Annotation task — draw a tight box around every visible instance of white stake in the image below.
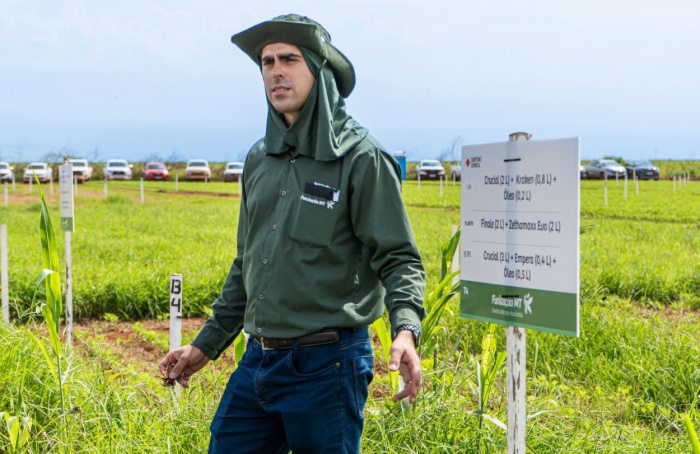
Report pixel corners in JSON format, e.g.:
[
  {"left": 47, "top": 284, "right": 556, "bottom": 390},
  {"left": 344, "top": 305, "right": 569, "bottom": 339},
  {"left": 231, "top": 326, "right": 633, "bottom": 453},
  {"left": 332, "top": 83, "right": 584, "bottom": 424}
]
[
  {"left": 604, "top": 175, "right": 608, "bottom": 206},
  {"left": 417, "top": 170, "right": 421, "bottom": 190},
  {"left": 11, "top": 174, "right": 15, "bottom": 191},
  {"left": 1, "top": 224, "right": 8, "bottom": 324},
  {"left": 50, "top": 172, "right": 54, "bottom": 195},
  {"left": 65, "top": 231, "right": 73, "bottom": 348},
  {"left": 140, "top": 178, "right": 145, "bottom": 204},
  {"left": 623, "top": 172, "right": 628, "bottom": 200},
  {"left": 29, "top": 177, "right": 32, "bottom": 193},
  {"left": 440, "top": 176, "right": 443, "bottom": 197},
  {"left": 169, "top": 274, "right": 183, "bottom": 352}
]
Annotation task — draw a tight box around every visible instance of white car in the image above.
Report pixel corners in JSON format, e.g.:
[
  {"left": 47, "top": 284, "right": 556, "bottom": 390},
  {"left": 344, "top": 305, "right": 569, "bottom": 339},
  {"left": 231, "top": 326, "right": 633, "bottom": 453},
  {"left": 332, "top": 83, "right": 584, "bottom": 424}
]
[
  {"left": 416, "top": 159, "right": 446, "bottom": 180},
  {"left": 103, "top": 159, "right": 133, "bottom": 180},
  {"left": 69, "top": 158, "right": 93, "bottom": 182},
  {"left": 184, "top": 159, "right": 212, "bottom": 181},
  {"left": 223, "top": 161, "right": 245, "bottom": 182},
  {"left": 23, "top": 162, "right": 52, "bottom": 183},
  {"left": 450, "top": 163, "right": 461, "bottom": 181},
  {"left": 0, "top": 161, "right": 14, "bottom": 182}
]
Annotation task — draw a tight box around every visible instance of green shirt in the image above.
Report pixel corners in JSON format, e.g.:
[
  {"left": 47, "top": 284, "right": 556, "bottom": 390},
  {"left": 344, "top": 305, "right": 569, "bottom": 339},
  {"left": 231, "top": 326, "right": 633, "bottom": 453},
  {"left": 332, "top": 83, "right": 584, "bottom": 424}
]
[{"left": 192, "top": 134, "right": 426, "bottom": 360}]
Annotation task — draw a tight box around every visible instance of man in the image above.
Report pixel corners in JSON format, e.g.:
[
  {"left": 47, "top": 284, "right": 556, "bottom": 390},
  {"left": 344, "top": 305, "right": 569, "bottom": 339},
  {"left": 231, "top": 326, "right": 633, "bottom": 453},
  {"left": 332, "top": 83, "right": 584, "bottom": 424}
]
[{"left": 159, "top": 14, "right": 426, "bottom": 453}]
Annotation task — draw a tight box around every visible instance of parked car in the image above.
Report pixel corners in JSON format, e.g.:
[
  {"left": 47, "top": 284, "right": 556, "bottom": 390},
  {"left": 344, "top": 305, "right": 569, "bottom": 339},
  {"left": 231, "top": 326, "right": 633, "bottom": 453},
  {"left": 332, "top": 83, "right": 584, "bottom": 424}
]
[
  {"left": 142, "top": 161, "right": 170, "bottom": 180},
  {"left": 23, "top": 162, "right": 51, "bottom": 183},
  {"left": 184, "top": 159, "right": 211, "bottom": 181},
  {"left": 68, "top": 158, "right": 93, "bottom": 182},
  {"left": 103, "top": 159, "right": 133, "bottom": 180},
  {"left": 580, "top": 165, "right": 587, "bottom": 179},
  {"left": 625, "top": 160, "right": 660, "bottom": 180},
  {"left": 450, "top": 163, "right": 461, "bottom": 181},
  {"left": 223, "top": 161, "right": 245, "bottom": 182},
  {"left": 416, "top": 159, "right": 446, "bottom": 180},
  {"left": 583, "top": 159, "right": 625, "bottom": 180},
  {"left": 0, "top": 161, "right": 14, "bottom": 182}
]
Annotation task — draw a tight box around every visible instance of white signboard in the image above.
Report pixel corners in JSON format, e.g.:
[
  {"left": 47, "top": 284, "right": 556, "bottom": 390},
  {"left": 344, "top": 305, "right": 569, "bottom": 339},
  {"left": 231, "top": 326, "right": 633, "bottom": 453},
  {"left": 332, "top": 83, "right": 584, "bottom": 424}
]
[
  {"left": 460, "top": 138, "right": 580, "bottom": 336},
  {"left": 59, "top": 163, "right": 74, "bottom": 232}
]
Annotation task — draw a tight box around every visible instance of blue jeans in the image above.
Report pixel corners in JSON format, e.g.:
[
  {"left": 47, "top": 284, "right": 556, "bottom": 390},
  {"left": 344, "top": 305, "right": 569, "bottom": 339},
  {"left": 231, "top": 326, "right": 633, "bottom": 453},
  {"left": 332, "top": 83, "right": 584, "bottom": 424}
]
[{"left": 209, "top": 328, "right": 374, "bottom": 454}]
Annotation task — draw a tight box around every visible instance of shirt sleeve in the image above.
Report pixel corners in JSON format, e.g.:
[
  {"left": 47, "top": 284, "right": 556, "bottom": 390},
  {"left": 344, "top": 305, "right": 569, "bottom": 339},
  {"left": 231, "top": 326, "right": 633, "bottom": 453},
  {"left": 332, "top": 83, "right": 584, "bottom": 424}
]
[
  {"left": 190, "top": 178, "right": 249, "bottom": 360},
  {"left": 349, "top": 148, "right": 427, "bottom": 331}
]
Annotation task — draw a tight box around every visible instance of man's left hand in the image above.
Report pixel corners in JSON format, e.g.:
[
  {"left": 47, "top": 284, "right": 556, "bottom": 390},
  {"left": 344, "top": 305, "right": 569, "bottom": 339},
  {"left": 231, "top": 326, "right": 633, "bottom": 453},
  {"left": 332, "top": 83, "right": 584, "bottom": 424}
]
[{"left": 388, "top": 330, "right": 422, "bottom": 404}]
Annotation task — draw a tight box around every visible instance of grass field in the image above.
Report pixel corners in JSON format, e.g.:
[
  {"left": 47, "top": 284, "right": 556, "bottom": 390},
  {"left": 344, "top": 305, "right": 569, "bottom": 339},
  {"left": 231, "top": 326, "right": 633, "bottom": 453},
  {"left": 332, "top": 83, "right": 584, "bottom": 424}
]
[{"left": 1, "top": 176, "right": 700, "bottom": 452}]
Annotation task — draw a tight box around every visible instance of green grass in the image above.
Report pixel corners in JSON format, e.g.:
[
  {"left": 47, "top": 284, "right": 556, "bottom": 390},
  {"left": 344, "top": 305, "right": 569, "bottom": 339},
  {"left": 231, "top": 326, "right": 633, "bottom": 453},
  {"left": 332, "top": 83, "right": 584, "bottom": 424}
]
[{"left": 2, "top": 177, "right": 700, "bottom": 452}]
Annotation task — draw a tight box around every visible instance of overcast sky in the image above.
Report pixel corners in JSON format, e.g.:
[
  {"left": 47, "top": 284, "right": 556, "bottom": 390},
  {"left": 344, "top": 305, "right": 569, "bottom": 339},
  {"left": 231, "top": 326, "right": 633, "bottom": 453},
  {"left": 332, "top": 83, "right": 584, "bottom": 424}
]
[{"left": 2, "top": 0, "right": 699, "bottom": 164}]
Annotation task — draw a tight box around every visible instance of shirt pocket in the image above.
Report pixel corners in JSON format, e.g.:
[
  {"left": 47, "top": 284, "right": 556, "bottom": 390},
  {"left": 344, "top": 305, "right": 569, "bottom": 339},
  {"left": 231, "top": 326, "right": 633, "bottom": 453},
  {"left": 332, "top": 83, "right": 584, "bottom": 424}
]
[{"left": 289, "top": 196, "right": 340, "bottom": 248}]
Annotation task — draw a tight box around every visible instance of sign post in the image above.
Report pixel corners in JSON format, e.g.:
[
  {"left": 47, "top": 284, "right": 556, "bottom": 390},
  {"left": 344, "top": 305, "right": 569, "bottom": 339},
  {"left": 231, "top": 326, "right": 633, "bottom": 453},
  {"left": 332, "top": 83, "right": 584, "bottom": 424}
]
[
  {"left": 459, "top": 133, "right": 580, "bottom": 452},
  {"left": 1, "top": 224, "right": 8, "bottom": 324},
  {"left": 169, "top": 274, "right": 183, "bottom": 352},
  {"left": 59, "top": 160, "right": 74, "bottom": 347}
]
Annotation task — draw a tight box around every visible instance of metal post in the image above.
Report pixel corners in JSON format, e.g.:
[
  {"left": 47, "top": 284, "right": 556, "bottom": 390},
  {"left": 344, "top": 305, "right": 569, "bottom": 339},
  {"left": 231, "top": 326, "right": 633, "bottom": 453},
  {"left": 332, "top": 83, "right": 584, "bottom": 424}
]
[
  {"left": 1, "top": 224, "right": 8, "bottom": 324},
  {"left": 507, "top": 131, "right": 528, "bottom": 454},
  {"left": 29, "top": 177, "right": 32, "bottom": 193},
  {"left": 140, "top": 178, "right": 145, "bottom": 204},
  {"left": 65, "top": 231, "right": 73, "bottom": 347},
  {"left": 417, "top": 170, "right": 421, "bottom": 190}
]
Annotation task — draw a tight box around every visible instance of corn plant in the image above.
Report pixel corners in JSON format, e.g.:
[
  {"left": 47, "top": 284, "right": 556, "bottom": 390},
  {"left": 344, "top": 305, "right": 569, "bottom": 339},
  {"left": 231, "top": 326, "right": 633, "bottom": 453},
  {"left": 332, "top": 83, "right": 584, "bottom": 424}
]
[
  {"left": 28, "top": 174, "right": 69, "bottom": 452},
  {"left": 371, "top": 316, "right": 399, "bottom": 393},
  {"left": 0, "top": 412, "right": 33, "bottom": 453},
  {"left": 683, "top": 413, "right": 700, "bottom": 453},
  {"left": 419, "top": 227, "right": 460, "bottom": 358}
]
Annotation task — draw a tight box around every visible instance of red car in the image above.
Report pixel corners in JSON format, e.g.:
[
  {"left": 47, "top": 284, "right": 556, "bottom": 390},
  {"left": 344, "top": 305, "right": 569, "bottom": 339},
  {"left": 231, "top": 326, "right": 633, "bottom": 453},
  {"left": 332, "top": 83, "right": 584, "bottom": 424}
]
[{"left": 142, "top": 162, "right": 170, "bottom": 180}]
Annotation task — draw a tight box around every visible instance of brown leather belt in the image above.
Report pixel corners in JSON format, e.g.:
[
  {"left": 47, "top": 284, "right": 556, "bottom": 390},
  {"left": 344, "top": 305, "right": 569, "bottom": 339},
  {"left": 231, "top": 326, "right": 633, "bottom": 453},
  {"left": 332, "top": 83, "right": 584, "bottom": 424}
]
[{"left": 254, "top": 329, "right": 340, "bottom": 350}]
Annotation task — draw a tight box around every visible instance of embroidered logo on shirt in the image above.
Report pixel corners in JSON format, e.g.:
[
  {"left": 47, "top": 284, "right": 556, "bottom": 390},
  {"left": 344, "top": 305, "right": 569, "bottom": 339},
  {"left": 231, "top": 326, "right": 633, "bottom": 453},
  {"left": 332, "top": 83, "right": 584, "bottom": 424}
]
[{"left": 302, "top": 182, "right": 340, "bottom": 209}]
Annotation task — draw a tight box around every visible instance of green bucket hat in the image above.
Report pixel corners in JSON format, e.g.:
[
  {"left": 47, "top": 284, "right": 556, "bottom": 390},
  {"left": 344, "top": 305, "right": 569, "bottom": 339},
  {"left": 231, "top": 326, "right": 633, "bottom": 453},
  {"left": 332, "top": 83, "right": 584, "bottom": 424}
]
[{"left": 232, "top": 14, "right": 356, "bottom": 98}]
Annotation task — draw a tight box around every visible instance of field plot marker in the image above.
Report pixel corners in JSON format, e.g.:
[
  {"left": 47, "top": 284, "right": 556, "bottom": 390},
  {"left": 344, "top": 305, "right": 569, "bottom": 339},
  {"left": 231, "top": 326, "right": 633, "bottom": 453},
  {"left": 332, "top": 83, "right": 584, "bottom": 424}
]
[
  {"left": 29, "top": 177, "right": 32, "bottom": 193},
  {"left": 140, "top": 178, "right": 145, "bottom": 204},
  {"left": 440, "top": 175, "right": 443, "bottom": 197},
  {"left": 169, "top": 274, "right": 183, "bottom": 352},
  {"left": 59, "top": 160, "right": 75, "bottom": 347},
  {"left": 1, "top": 224, "right": 8, "bottom": 324},
  {"left": 460, "top": 132, "right": 580, "bottom": 453},
  {"left": 50, "top": 172, "right": 54, "bottom": 195}
]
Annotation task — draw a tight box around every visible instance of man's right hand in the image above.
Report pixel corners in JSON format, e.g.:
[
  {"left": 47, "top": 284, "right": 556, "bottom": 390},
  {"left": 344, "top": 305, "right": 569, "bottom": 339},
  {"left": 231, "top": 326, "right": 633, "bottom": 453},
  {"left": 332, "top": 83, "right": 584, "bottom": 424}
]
[{"left": 159, "top": 344, "right": 210, "bottom": 388}]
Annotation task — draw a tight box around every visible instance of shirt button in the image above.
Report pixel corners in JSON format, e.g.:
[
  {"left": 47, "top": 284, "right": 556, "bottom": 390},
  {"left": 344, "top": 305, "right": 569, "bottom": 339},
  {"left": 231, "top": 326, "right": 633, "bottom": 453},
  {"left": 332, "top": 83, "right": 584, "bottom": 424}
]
[
  {"left": 258, "top": 294, "right": 264, "bottom": 300},
  {"left": 256, "top": 328, "right": 262, "bottom": 333},
  {"left": 290, "top": 159, "right": 296, "bottom": 164},
  {"left": 262, "top": 258, "right": 268, "bottom": 264},
  {"left": 281, "top": 190, "right": 287, "bottom": 196},
  {"left": 272, "top": 224, "right": 277, "bottom": 230}
]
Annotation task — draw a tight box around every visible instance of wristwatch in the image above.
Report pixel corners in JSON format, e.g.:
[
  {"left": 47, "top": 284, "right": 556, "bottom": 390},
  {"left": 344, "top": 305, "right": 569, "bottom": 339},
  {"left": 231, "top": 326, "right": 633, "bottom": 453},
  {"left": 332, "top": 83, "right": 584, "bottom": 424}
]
[{"left": 393, "top": 324, "right": 421, "bottom": 347}]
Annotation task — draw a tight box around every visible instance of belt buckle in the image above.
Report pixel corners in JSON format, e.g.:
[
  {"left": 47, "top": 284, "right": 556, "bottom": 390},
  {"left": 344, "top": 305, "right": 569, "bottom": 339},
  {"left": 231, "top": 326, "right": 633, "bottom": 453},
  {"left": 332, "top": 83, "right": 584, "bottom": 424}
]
[{"left": 260, "top": 338, "right": 275, "bottom": 351}]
